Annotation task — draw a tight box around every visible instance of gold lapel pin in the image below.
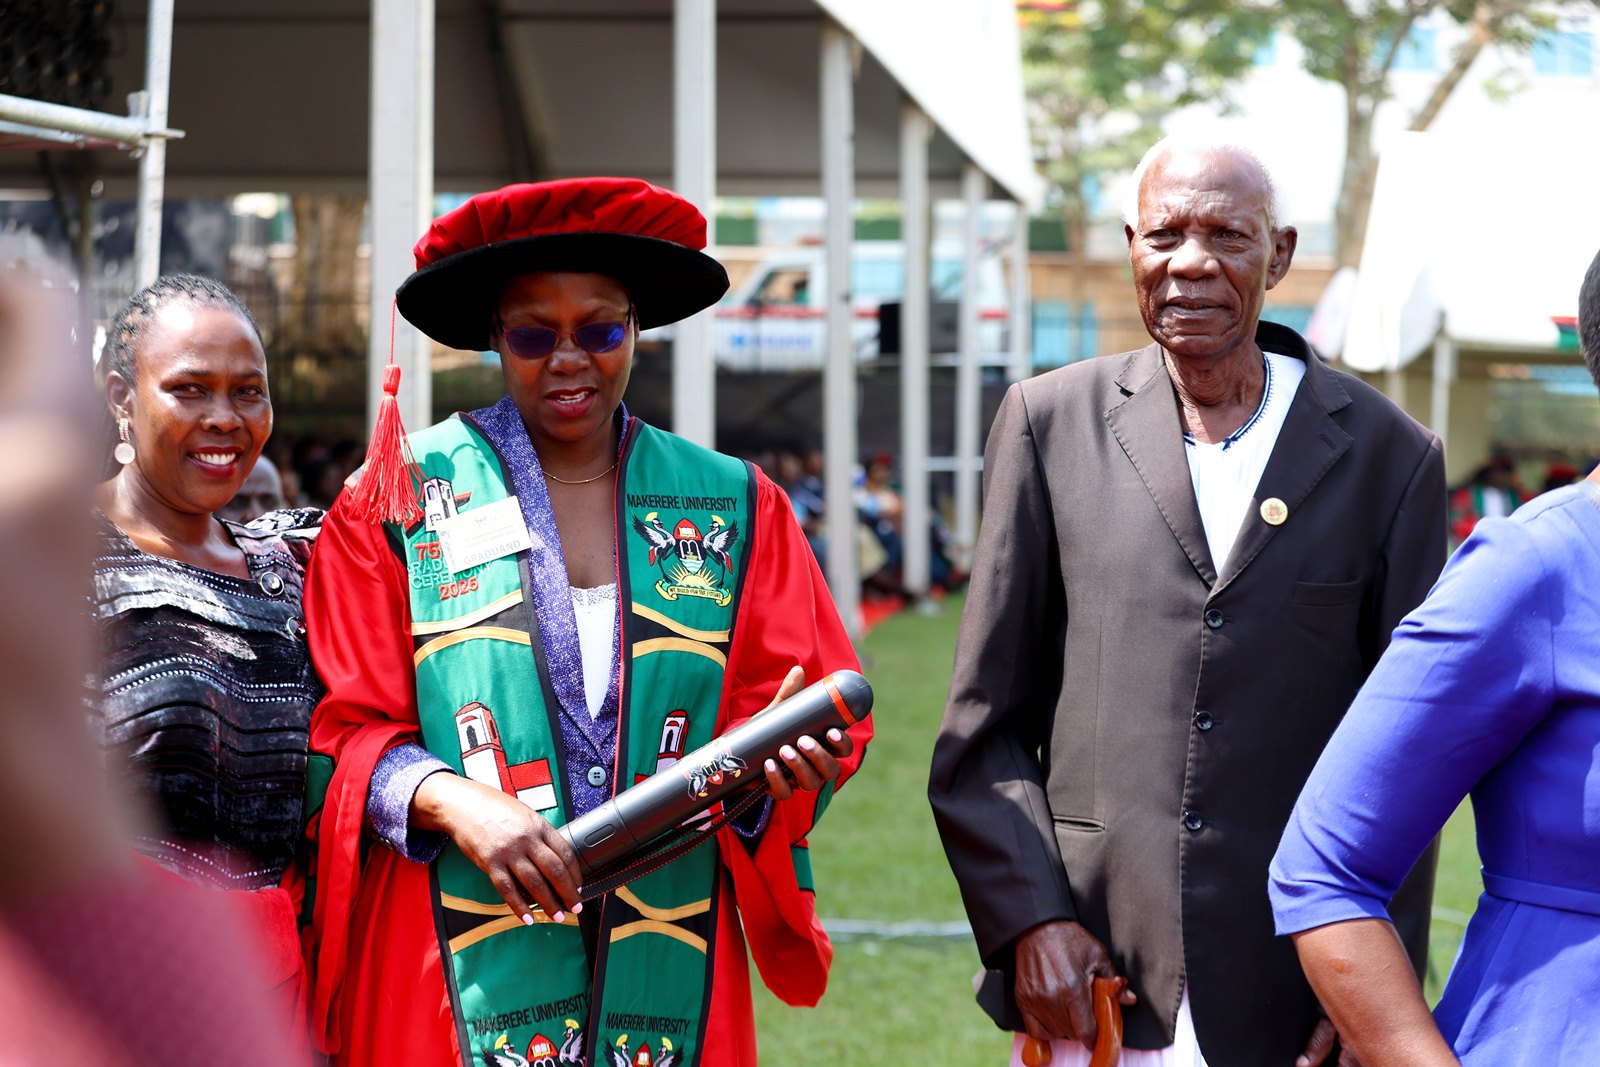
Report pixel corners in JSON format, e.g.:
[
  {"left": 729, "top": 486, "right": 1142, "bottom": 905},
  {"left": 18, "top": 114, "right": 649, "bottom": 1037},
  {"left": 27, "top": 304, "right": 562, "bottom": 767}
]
[{"left": 1260, "top": 497, "right": 1289, "bottom": 526}]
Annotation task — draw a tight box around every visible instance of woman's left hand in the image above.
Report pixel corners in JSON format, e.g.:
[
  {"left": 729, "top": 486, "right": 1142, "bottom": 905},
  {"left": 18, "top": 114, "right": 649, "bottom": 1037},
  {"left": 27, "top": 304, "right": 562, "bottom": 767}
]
[{"left": 759, "top": 665, "right": 854, "bottom": 801}]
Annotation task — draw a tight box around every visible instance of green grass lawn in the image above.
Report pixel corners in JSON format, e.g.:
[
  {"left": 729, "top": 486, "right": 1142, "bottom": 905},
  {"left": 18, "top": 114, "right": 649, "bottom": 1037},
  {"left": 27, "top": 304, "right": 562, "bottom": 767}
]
[
  {"left": 751, "top": 594, "right": 1483, "bottom": 1065},
  {"left": 1428, "top": 802, "right": 1480, "bottom": 1002}
]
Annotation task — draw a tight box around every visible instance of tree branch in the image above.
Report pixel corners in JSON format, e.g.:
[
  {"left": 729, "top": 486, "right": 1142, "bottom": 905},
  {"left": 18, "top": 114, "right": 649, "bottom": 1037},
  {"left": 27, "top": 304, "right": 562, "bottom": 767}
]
[
  {"left": 1409, "top": 0, "right": 1532, "bottom": 130},
  {"left": 1372, "top": 9, "right": 1424, "bottom": 90}
]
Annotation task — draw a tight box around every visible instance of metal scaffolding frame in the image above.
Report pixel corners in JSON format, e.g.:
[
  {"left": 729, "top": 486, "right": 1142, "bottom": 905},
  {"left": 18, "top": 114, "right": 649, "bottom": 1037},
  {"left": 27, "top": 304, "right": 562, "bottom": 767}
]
[{"left": 0, "top": 0, "right": 183, "bottom": 291}]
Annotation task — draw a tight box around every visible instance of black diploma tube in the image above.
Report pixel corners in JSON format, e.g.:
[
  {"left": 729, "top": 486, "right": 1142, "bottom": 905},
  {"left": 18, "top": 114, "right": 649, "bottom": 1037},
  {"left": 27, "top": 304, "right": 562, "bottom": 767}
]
[{"left": 559, "top": 670, "right": 872, "bottom": 882}]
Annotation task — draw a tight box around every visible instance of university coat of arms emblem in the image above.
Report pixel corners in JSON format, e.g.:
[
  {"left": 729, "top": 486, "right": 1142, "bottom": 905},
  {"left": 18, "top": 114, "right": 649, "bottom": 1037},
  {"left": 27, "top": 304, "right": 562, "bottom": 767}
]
[{"left": 630, "top": 511, "right": 739, "bottom": 607}]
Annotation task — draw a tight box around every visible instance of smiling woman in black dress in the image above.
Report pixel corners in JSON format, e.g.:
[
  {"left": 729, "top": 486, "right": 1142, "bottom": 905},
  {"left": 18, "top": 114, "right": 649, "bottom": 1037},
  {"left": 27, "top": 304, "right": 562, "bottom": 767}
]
[{"left": 92, "top": 274, "right": 321, "bottom": 1040}]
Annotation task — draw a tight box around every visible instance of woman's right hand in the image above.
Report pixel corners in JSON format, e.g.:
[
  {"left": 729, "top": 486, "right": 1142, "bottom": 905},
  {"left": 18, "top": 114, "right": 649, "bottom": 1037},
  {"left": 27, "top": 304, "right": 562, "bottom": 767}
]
[{"left": 411, "top": 773, "right": 584, "bottom": 923}]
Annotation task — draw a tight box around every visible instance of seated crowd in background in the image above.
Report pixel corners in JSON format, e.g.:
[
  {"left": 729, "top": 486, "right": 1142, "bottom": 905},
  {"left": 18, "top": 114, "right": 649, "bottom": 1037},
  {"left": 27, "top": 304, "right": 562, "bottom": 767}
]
[
  {"left": 753, "top": 445, "right": 963, "bottom": 606},
  {"left": 236, "top": 431, "right": 964, "bottom": 620},
  {"left": 1447, "top": 451, "right": 1596, "bottom": 548},
  {"left": 237, "top": 440, "right": 1600, "bottom": 601}
]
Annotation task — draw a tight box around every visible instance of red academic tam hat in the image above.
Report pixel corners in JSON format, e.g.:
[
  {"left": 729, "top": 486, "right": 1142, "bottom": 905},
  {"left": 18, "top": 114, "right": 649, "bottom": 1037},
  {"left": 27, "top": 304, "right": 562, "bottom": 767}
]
[{"left": 396, "top": 177, "right": 730, "bottom": 350}]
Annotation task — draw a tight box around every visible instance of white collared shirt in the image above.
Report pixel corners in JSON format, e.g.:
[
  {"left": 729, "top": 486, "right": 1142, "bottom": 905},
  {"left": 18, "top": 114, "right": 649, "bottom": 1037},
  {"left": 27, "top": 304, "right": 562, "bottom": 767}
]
[{"left": 1182, "top": 350, "right": 1306, "bottom": 574}]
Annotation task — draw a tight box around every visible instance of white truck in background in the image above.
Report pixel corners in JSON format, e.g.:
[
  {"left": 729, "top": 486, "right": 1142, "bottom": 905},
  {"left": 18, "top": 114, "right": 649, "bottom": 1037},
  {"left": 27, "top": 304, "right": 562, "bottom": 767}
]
[{"left": 670, "top": 239, "right": 1012, "bottom": 371}]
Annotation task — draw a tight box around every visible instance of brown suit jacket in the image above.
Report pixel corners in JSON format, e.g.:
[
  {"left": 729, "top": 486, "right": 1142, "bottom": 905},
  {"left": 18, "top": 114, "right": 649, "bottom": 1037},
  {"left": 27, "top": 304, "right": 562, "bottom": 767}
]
[{"left": 929, "top": 323, "right": 1445, "bottom": 1064}]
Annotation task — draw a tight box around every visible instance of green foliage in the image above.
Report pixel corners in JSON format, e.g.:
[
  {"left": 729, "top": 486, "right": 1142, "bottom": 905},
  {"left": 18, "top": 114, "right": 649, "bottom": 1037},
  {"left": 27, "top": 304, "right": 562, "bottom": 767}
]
[
  {"left": 1021, "top": 1, "right": 1273, "bottom": 230},
  {"left": 1022, "top": 0, "right": 1559, "bottom": 263},
  {"left": 1264, "top": 0, "right": 1551, "bottom": 98},
  {"left": 1428, "top": 802, "right": 1480, "bottom": 1003}
]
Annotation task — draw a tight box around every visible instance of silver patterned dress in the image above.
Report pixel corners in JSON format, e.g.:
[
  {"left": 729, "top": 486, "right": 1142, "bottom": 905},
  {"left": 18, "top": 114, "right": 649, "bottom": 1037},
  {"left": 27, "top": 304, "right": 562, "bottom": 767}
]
[{"left": 91, "top": 508, "right": 323, "bottom": 889}]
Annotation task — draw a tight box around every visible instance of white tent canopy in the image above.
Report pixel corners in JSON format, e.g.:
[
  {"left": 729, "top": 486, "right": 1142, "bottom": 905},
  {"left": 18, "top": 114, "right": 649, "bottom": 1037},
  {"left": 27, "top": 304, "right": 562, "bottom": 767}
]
[
  {"left": 0, "top": 0, "right": 1038, "bottom": 205},
  {"left": 1342, "top": 130, "right": 1600, "bottom": 374},
  {"left": 2, "top": 0, "right": 1038, "bottom": 634},
  {"left": 817, "top": 0, "right": 1040, "bottom": 208}
]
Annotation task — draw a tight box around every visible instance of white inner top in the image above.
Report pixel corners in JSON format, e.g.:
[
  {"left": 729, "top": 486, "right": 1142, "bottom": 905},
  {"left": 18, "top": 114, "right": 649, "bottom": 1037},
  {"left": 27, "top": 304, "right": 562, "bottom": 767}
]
[
  {"left": 1183, "top": 350, "right": 1306, "bottom": 574},
  {"left": 570, "top": 583, "right": 618, "bottom": 719}
]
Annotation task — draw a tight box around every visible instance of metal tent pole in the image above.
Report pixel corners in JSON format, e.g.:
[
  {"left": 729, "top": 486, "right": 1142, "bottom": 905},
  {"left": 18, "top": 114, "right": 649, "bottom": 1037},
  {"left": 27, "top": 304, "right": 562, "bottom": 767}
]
[
  {"left": 367, "top": 0, "right": 436, "bottom": 433},
  {"left": 133, "top": 0, "right": 175, "bottom": 289},
  {"left": 1430, "top": 329, "right": 1454, "bottom": 459},
  {"left": 952, "top": 162, "right": 984, "bottom": 570},
  {"left": 1009, "top": 201, "right": 1031, "bottom": 383},
  {"left": 899, "top": 101, "right": 932, "bottom": 596},
  {"left": 821, "top": 19, "right": 859, "bottom": 635},
  {"left": 672, "top": 0, "right": 718, "bottom": 448},
  {"left": 0, "top": 93, "right": 171, "bottom": 145}
]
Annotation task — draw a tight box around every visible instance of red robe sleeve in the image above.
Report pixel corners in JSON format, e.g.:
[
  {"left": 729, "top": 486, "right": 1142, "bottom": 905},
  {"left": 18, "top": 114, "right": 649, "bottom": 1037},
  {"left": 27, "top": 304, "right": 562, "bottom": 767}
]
[
  {"left": 301, "top": 497, "right": 448, "bottom": 1058},
  {"left": 714, "top": 469, "right": 872, "bottom": 1008},
  {"left": 305, "top": 466, "right": 870, "bottom": 1064}
]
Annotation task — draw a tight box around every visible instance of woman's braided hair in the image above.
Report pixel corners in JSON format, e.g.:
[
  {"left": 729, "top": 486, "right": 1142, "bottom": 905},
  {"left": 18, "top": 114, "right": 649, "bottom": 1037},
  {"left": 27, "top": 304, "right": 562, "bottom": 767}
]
[{"left": 105, "top": 273, "right": 262, "bottom": 383}]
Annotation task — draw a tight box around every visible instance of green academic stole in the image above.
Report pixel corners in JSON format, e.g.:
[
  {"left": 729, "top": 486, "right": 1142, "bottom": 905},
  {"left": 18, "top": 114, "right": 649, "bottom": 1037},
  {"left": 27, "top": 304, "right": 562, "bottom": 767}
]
[{"left": 392, "top": 414, "right": 755, "bottom": 1067}]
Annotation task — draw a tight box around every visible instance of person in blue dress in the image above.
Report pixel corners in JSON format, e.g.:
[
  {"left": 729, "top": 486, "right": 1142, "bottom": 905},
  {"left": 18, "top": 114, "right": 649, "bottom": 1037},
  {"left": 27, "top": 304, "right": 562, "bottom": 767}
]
[{"left": 1268, "top": 247, "right": 1600, "bottom": 1065}]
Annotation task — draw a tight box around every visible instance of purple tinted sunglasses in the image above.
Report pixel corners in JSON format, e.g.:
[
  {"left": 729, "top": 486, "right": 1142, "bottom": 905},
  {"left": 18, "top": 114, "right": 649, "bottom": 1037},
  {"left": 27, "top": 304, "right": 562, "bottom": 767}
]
[{"left": 502, "top": 308, "right": 633, "bottom": 360}]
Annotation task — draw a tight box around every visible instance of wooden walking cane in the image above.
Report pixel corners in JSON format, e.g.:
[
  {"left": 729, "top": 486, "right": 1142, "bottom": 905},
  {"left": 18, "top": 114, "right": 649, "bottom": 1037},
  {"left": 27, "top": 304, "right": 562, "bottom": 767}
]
[{"left": 1019, "top": 976, "right": 1128, "bottom": 1067}]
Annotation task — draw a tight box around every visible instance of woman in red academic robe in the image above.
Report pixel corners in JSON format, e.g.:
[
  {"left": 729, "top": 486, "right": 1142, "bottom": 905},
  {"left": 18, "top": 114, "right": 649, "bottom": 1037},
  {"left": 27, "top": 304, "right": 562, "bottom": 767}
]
[{"left": 304, "top": 178, "right": 870, "bottom": 1067}]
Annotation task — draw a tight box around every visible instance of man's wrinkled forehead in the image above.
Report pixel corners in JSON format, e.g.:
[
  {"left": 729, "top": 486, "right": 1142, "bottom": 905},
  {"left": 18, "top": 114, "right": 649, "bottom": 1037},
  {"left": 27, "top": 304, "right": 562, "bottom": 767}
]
[{"left": 1142, "top": 187, "right": 1269, "bottom": 229}]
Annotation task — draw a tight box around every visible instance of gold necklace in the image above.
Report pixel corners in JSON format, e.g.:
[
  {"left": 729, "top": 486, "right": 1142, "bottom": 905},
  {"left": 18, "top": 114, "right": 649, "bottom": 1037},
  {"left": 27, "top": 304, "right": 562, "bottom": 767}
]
[{"left": 542, "top": 460, "right": 618, "bottom": 486}]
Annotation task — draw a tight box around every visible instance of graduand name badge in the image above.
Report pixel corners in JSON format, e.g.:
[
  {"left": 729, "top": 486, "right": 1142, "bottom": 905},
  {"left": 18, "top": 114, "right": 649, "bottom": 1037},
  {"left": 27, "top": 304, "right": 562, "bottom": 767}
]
[{"left": 436, "top": 495, "right": 535, "bottom": 573}]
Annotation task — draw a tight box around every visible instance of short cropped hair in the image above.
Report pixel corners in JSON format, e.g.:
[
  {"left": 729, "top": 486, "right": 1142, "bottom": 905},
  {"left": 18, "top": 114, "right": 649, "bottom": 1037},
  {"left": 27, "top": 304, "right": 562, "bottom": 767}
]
[
  {"left": 1122, "top": 136, "right": 1290, "bottom": 232},
  {"left": 1580, "top": 247, "right": 1600, "bottom": 393}
]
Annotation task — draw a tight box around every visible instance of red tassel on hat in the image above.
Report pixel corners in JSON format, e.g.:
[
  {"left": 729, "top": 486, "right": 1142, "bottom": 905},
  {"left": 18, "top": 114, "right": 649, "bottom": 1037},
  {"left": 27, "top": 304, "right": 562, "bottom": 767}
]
[{"left": 347, "top": 302, "right": 421, "bottom": 526}]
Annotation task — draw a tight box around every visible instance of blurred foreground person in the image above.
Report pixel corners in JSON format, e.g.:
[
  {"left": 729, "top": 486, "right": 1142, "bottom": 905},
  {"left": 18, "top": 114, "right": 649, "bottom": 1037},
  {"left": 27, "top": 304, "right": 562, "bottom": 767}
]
[
  {"left": 306, "top": 179, "right": 869, "bottom": 1067},
  {"left": 929, "top": 138, "right": 1445, "bottom": 1067},
  {"left": 0, "top": 243, "right": 301, "bottom": 1064},
  {"left": 1270, "top": 249, "right": 1600, "bottom": 1063},
  {"left": 93, "top": 274, "right": 321, "bottom": 1046}
]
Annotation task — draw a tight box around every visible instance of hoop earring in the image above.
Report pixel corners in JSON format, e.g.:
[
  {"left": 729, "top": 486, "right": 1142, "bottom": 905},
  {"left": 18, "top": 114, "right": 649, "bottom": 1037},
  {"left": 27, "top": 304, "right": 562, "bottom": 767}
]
[{"left": 114, "top": 418, "right": 136, "bottom": 466}]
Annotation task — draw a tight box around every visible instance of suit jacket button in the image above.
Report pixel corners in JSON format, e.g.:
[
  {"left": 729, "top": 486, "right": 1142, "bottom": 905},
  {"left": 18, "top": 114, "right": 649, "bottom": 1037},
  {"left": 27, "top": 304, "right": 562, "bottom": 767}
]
[
  {"left": 1203, "top": 608, "right": 1225, "bottom": 630},
  {"left": 1183, "top": 810, "right": 1204, "bottom": 832},
  {"left": 587, "top": 765, "right": 608, "bottom": 788},
  {"left": 1194, "top": 710, "right": 1214, "bottom": 731}
]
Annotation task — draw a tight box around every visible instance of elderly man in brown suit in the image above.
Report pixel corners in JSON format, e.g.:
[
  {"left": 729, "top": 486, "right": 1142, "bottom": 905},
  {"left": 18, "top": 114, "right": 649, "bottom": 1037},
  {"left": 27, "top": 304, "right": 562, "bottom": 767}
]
[{"left": 928, "top": 138, "right": 1445, "bottom": 1067}]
